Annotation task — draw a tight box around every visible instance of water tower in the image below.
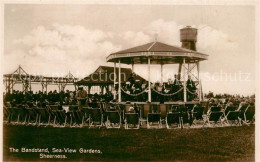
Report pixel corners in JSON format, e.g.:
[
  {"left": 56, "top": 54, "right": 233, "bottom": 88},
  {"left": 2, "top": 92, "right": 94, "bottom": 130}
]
[
  {"left": 180, "top": 26, "right": 197, "bottom": 51},
  {"left": 178, "top": 26, "right": 202, "bottom": 101}
]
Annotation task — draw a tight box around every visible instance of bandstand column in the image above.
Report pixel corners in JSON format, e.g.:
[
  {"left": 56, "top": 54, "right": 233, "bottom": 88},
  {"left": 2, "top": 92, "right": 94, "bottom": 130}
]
[
  {"left": 132, "top": 63, "right": 134, "bottom": 73},
  {"left": 188, "top": 63, "right": 190, "bottom": 74},
  {"left": 88, "top": 86, "right": 91, "bottom": 94},
  {"left": 22, "top": 81, "right": 25, "bottom": 92},
  {"left": 29, "top": 81, "right": 32, "bottom": 92},
  {"left": 197, "top": 62, "right": 201, "bottom": 101},
  {"left": 5, "top": 79, "right": 7, "bottom": 93},
  {"left": 161, "top": 63, "right": 163, "bottom": 83},
  {"left": 148, "top": 57, "right": 151, "bottom": 102},
  {"left": 118, "top": 60, "right": 121, "bottom": 102},
  {"left": 114, "top": 62, "right": 116, "bottom": 100},
  {"left": 101, "top": 86, "right": 104, "bottom": 94},
  {"left": 11, "top": 81, "right": 15, "bottom": 93},
  {"left": 46, "top": 84, "right": 48, "bottom": 93},
  {"left": 183, "top": 58, "right": 187, "bottom": 102},
  {"left": 178, "top": 63, "right": 182, "bottom": 79},
  {"left": 58, "top": 84, "right": 61, "bottom": 92}
]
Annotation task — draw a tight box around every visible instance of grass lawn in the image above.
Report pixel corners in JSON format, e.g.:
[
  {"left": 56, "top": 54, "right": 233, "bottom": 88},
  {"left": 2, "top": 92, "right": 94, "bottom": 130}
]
[{"left": 3, "top": 124, "right": 254, "bottom": 161}]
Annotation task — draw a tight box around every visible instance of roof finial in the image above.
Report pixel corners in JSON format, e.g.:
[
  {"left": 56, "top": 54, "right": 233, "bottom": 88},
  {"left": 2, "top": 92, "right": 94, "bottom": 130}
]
[{"left": 154, "top": 33, "right": 158, "bottom": 42}]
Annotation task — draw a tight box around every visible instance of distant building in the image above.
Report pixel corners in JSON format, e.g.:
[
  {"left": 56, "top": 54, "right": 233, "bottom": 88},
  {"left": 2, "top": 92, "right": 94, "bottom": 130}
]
[{"left": 76, "top": 66, "right": 146, "bottom": 94}]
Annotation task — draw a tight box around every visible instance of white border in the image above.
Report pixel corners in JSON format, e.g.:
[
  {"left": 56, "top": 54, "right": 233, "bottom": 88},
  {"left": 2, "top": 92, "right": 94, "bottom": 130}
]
[{"left": 0, "top": 1, "right": 259, "bottom": 161}]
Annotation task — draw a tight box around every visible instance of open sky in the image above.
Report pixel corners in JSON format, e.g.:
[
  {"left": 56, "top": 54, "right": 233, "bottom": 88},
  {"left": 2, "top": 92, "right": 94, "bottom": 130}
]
[{"left": 3, "top": 4, "right": 256, "bottom": 95}]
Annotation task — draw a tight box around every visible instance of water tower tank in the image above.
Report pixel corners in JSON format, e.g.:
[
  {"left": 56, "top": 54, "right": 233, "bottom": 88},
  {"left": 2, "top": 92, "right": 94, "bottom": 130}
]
[{"left": 180, "top": 26, "right": 197, "bottom": 51}]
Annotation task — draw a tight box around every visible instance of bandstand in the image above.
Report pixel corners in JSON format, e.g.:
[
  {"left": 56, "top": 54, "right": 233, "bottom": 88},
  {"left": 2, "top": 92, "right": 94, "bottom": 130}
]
[{"left": 106, "top": 26, "right": 208, "bottom": 104}]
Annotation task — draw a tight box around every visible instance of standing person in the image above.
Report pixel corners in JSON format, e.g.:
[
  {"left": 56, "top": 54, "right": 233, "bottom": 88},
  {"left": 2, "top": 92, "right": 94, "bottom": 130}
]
[
  {"left": 76, "top": 86, "right": 88, "bottom": 110},
  {"left": 172, "top": 74, "right": 181, "bottom": 101},
  {"left": 125, "top": 81, "right": 132, "bottom": 101},
  {"left": 186, "top": 75, "right": 196, "bottom": 101},
  {"left": 128, "top": 73, "right": 135, "bottom": 86},
  {"left": 164, "top": 79, "right": 172, "bottom": 102},
  {"left": 134, "top": 80, "right": 142, "bottom": 101}
]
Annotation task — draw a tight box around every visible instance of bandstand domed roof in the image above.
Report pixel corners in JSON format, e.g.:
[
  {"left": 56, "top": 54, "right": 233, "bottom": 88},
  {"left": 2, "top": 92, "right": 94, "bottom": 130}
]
[{"left": 106, "top": 41, "right": 208, "bottom": 64}]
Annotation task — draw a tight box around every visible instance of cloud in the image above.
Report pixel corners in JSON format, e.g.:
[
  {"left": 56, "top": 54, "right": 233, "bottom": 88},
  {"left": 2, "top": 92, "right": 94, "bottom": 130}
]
[
  {"left": 197, "top": 24, "right": 238, "bottom": 52},
  {"left": 144, "top": 19, "right": 182, "bottom": 46},
  {"left": 120, "top": 31, "right": 151, "bottom": 47},
  {"left": 8, "top": 24, "right": 122, "bottom": 76},
  {"left": 14, "top": 26, "right": 61, "bottom": 47}
]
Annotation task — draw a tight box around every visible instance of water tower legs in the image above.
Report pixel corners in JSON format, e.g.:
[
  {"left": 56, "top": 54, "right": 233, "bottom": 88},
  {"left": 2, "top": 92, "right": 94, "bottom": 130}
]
[{"left": 179, "top": 60, "right": 202, "bottom": 102}]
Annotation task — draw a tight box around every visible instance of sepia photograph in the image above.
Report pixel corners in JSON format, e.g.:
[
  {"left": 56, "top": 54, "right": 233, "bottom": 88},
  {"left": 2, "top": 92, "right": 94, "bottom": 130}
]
[{"left": 1, "top": 0, "right": 258, "bottom": 161}]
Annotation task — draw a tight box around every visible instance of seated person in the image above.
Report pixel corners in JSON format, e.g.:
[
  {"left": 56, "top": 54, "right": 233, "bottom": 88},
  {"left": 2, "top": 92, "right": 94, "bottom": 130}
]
[
  {"left": 156, "top": 82, "right": 163, "bottom": 92},
  {"left": 151, "top": 106, "right": 159, "bottom": 113},
  {"left": 128, "top": 106, "right": 135, "bottom": 113},
  {"left": 63, "top": 97, "right": 70, "bottom": 105},
  {"left": 4, "top": 102, "right": 12, "bottom": 108},
  {"left": 11, "top": 99, "right": 17, "bottom": 107},
  {"left": 108, "top": 104, "right": 116, "bottom": 111},
  {"left": 26, "top": 101, "right": 34, "bottom": 108},
  {"left": 133, "top": 103, "right": 140, "bottom": 116},
  {"left": 41, "top": 101, "right": 47, "bottom": 108},
  {"left": 165, "top": 79, "right": 173, "bottom": 92},
  {"left": 89, "top": 96, "right": 98, "bottom": 108}
]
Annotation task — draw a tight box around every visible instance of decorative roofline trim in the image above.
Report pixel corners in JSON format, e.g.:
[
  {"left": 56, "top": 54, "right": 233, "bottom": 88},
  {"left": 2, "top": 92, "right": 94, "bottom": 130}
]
[{"left": 106, "top": 51, "right": 208, "bottom": 62}]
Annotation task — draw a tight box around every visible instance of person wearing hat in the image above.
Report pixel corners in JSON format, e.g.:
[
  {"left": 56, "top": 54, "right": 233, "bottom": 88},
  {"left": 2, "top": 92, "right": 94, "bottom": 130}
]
[{"left": 76, "top": 86, "right": 88, "bottom": 110}]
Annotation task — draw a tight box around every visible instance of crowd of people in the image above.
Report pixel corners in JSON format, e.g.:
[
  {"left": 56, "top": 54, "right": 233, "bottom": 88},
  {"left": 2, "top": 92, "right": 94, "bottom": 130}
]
[
  {"left": 3, "top": 89, "right": 113, "bottom": 109},
  {"left": 117, "top": 73, "right": 197, "bottom": 102},
  {"left": 3, "top": 73, "right": 200, "bottom": 109},
  {"left": 3, "top": 88, "right": 255, "bottom": 127},
  {"left": 206, "top": 95, "right": 255, "bottom": 109},
  {"left": 3, "top": 72, "right": 255, "bottom": 111}
]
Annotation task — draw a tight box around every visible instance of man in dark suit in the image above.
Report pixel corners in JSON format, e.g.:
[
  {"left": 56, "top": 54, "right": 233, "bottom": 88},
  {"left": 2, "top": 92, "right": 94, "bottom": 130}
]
[
  {"left": 133, "top": 80, "right": 142, "bottom": 101},
  {"left": 172, "top": 74, "right": 181, "bottom": 101},
  {"left": 124, "top": 81, "right": 132, "bottom": 101},
  {"left": 128, "top": 73, "right": 135, "bottom": 85},
  {"left": 164, "top": 79, "right": 173, "bottom": 101},
  {"left": 186, "top": 75, "right": 196, "bottom": 101}
]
